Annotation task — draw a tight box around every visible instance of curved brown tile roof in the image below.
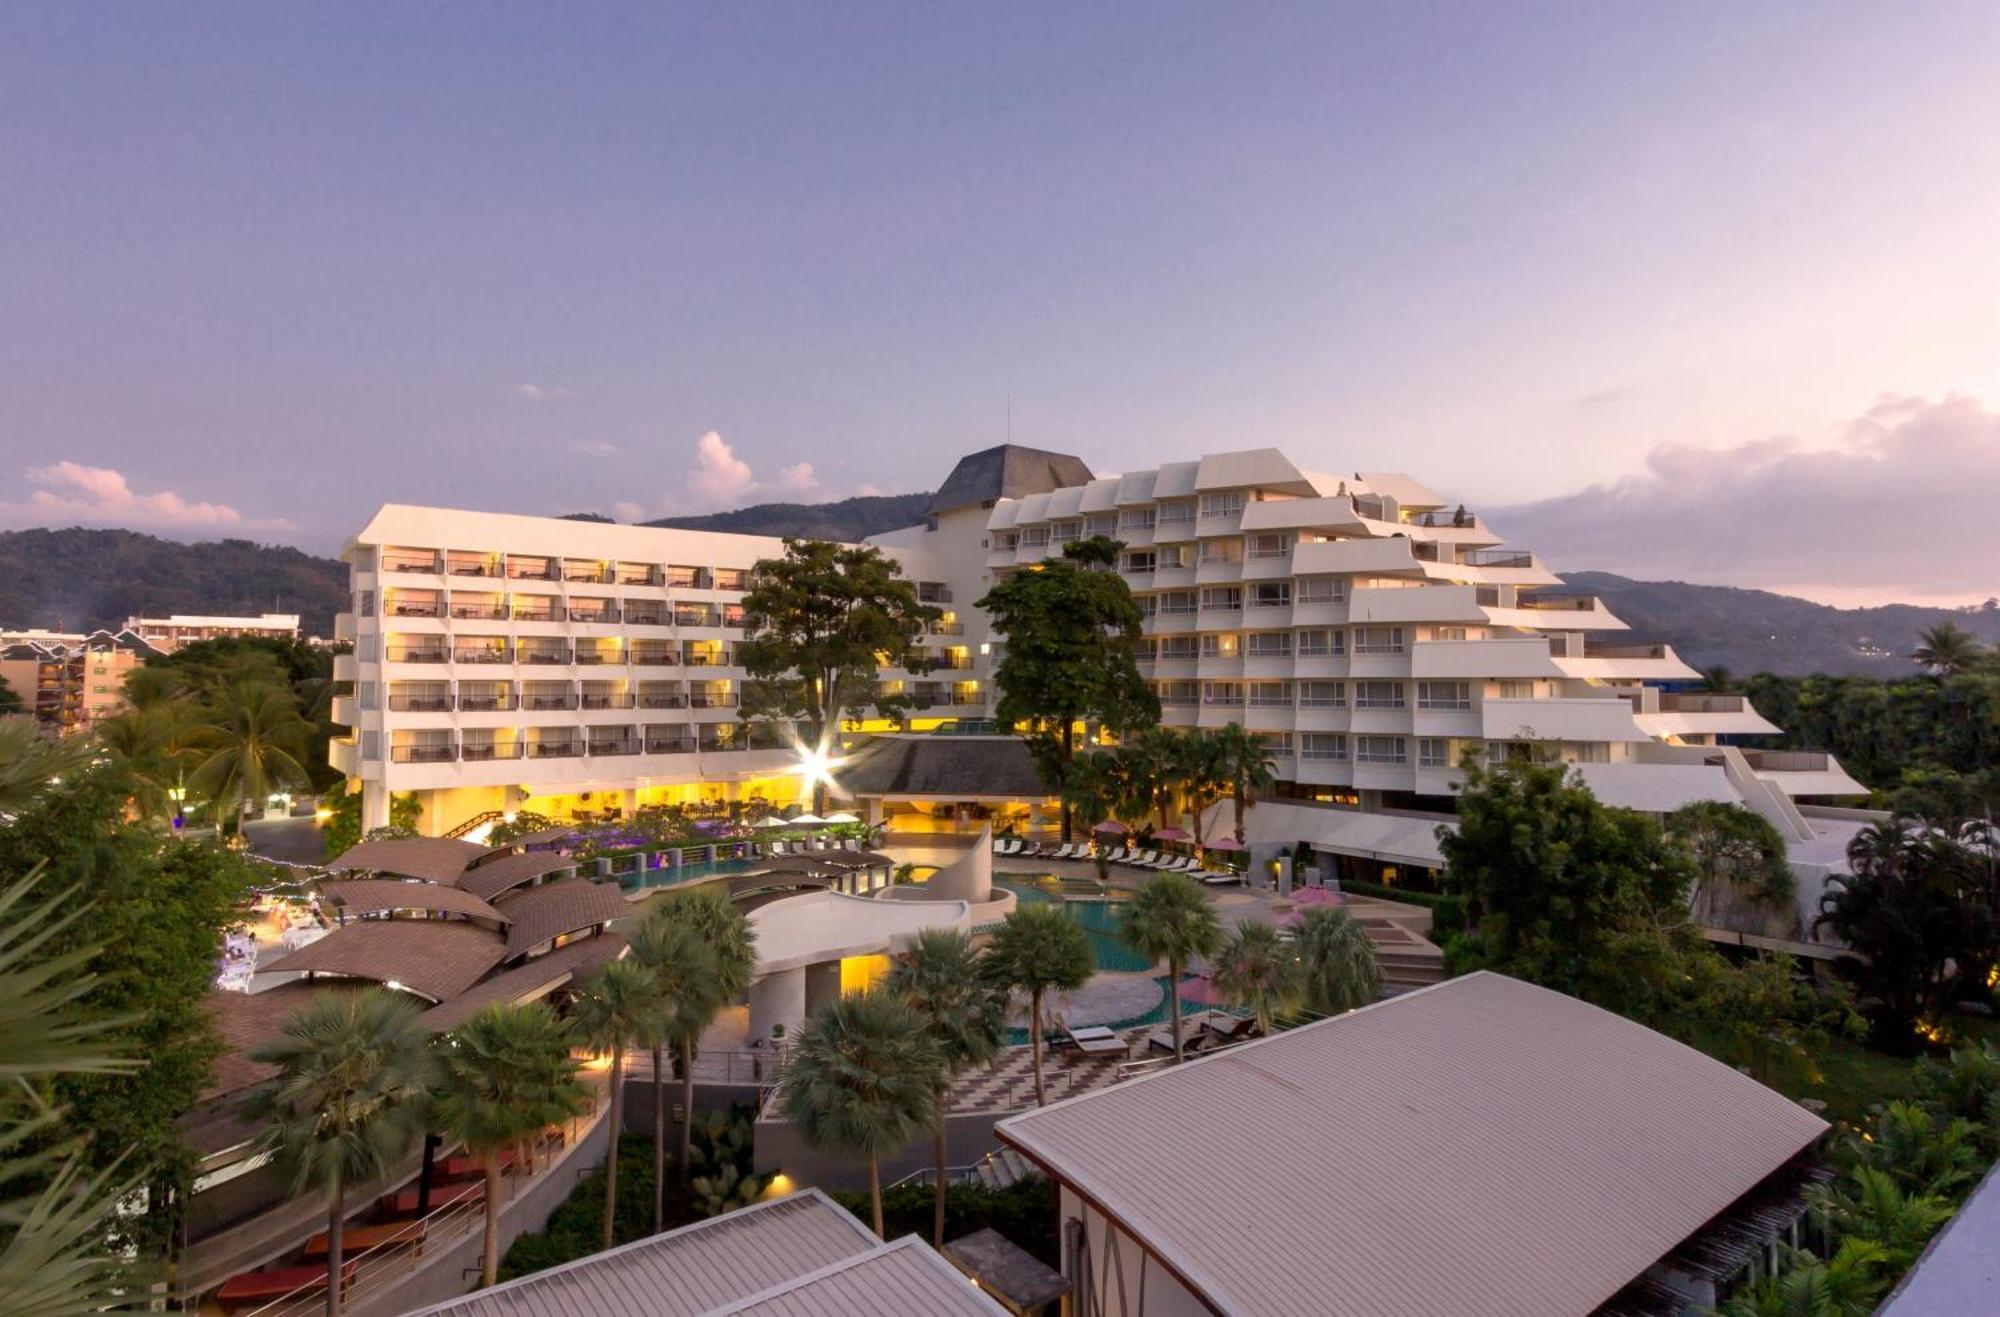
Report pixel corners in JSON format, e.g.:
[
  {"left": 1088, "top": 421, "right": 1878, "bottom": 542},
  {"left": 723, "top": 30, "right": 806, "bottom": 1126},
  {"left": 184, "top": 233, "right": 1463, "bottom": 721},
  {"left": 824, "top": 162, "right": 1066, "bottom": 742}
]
[
  {"left": 456, "top": 850, "right": 579, "bottom": 901},
  {"left": 494, "top": 878, "right": 629, "bottom": 959},
  {"left": 997, "top": 972, "right": 1829, "bottom": 1317},
  {"left": 331, "top": 835, "right": 494, "bottom": 883},
  {"left": 202, "top": 982, "right": 373, "bottom": 1102},
  {"left": 258, "top": 920, "right": 507, "bottom": 1002},
  {"left": 421, "top": 933, "right": 627, "bottom": 1033},
  {"left": 322, "top": 879, "right": 507, "bottom": 924}
]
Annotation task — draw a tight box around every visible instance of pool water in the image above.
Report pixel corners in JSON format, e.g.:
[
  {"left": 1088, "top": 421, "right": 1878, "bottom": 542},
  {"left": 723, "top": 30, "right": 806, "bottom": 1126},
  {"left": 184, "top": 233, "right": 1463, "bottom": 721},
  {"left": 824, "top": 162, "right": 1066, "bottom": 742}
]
[
  {"left": 992, "top": 878, "right": 1152, "bottom": 972},
  {"left": 620, "top": 856, "right": 763, "bottom": 892}
]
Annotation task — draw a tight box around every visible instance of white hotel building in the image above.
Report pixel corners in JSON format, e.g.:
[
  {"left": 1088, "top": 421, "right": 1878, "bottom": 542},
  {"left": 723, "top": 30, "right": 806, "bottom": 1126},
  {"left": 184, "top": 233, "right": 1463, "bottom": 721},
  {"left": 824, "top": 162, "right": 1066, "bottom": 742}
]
[{"left": 333, "top": 445, "right": 1863, "bottom": 887}]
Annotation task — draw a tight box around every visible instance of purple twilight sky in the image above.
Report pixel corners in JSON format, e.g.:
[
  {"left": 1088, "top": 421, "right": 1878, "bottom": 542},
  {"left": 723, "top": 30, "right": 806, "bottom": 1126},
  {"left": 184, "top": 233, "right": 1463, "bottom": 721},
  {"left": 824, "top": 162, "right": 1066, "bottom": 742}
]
[{"left": 2, "top": 3, "right": 1997, "bottom": 605}]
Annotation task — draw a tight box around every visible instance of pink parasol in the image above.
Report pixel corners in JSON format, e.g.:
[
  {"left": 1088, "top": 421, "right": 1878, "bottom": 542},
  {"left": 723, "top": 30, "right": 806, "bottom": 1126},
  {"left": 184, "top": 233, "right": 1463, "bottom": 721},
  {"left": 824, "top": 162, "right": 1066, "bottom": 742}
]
[
  {"left": 1091, "top": 820, "right": 1129, "bottom": 835},
  {"left": 1203, "top": 836, "right": 1245, "bottom": 851},
  {"left": 1153, "top": 827, "right": 1191, "bottom": 841},
  {"left": 1177, "top": 974, "right": 1229, "bottom": 1007},
  {"left": 1288, "top": 885, "right": 1341, "bottom": 905}
]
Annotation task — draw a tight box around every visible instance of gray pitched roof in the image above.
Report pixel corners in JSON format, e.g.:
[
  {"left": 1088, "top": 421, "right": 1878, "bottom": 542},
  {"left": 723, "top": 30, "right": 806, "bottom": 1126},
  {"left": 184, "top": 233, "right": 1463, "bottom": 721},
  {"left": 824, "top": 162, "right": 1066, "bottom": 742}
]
[
  {"left": 835, "top": 735, "right": 1046, "bottom": 799},
  {"left": 926, "top": 444, "right": 1093, "bottom": 516},
  {"left": 714, "top": 1235, "right": 1007, "bottom": 1315}
]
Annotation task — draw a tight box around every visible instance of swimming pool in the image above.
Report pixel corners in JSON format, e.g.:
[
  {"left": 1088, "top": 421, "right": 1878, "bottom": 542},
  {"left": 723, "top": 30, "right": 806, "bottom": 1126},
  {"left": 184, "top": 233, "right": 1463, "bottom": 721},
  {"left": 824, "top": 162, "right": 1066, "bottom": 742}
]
[
  {"left": 619, "top": 856, "right": 764, "bottom": 892},
  {"left": 992, "top": 878, "right": 1152, "bottom": 972}
]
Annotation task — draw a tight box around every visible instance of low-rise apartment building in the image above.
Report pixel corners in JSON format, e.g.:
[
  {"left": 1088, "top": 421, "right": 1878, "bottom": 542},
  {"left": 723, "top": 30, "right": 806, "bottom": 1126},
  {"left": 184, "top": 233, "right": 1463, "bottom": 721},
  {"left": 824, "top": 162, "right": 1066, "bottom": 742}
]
[
  {"left": 334, "top": 444, "right": 1864, "bottom": 891},
  {"left": 125, "top": 611, "right": 301, "bottom": 652},
  {"left": 0, "top": 630, "right": 149, "bottom": 735}
]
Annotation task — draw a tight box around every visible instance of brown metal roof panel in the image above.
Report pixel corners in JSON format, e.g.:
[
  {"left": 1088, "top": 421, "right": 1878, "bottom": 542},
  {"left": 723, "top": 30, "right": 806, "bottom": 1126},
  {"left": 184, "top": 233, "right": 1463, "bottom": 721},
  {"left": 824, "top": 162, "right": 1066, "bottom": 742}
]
[
  {"left": 494, "top": 879, "right": 630, "bottom": 958},
  {"left": 421, "top": 934, "right": 627, "bottom": 1033},
  {"left": 257, "top": 921, "right": 507, "bottom": 1003},
  {"left": 997, "top": 972, "right": 1827, "bottom": 1317},
  {"left": 455, "top": 850, "right": 580, "bottom": 900},
  {"left": 329, "top": 836, "right": 493, "bottom": 883},
  {"left": 321, "top": 879, "right": 507, "bottom": 924}
]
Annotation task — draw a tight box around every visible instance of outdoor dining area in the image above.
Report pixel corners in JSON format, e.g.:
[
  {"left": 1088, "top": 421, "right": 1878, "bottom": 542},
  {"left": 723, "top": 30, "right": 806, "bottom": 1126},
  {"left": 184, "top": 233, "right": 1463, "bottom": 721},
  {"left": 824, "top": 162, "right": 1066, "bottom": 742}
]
[{"left": 214, "top": 893, "right": 329, "bottom": 993}]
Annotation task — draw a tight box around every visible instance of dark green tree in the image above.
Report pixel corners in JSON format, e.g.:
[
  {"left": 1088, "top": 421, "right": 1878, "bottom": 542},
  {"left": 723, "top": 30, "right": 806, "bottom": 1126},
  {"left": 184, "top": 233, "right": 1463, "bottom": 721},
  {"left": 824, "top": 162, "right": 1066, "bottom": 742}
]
[
  {"left": 1666, "top": 801, "right": 1796, "bottom": 934},
  {"left": 570, "top": 958, "right": 658, "bottom": 1249},
  {"left": 0, "top": 672, "right": 20, "bottom": 715},
  {"left": 736, "top": 539, "right": 938, "bottom": 811},
  {"left": 1118, "top": 873, "right": 1222, "bottom": 1061},
  {"left": 978, "top": 542, "right": 1157, "bottom": 841},
  {"left": 982, "top": 904, "right": 1093, "bottom": 1106}
]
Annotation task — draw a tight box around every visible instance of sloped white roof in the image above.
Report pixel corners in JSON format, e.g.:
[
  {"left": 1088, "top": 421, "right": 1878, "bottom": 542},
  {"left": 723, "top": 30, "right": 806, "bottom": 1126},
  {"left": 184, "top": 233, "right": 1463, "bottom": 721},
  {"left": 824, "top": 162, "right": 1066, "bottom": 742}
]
[
  {"left": 997, "top": 973, "right": 1827, "bottom": 1317},
  {"left": 748, "top": 890, "right": 971, "bottom": 975}
]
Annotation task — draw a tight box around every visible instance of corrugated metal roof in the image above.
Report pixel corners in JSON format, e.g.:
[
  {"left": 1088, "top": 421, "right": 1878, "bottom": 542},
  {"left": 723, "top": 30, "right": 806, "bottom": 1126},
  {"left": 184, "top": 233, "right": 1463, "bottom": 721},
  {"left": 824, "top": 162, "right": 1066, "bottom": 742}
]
[
  {"left": 330, "top": 836, "right": 492, "bottom": 883},
  {"left": 712, "top": 1236, "right": 1008, "bottom": 1315},
  {"left": 493, "top": 878, "right": 628, "bottom": 958},
  {"left": 403, "top": 1189, "right": 879, "bottom": 1317},
  {"left": 457, "top": 851, "right": 580, "bottom": 900},
  {"left": 996, "top": 972, "right": 1827, "bottom": 1317}
]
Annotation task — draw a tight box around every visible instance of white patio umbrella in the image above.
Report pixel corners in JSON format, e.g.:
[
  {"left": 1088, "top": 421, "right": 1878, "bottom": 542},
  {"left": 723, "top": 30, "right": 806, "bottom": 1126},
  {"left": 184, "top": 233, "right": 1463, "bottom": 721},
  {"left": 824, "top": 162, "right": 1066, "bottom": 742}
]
[
  {"left": 790, "top": 813, "right": 828, "bottom": 826},
  {"left": 751, "top": 815, "right": 790, "bottom": 828},
  {"left": 821, "top": 811, "right": 861, "bottom": 824}
]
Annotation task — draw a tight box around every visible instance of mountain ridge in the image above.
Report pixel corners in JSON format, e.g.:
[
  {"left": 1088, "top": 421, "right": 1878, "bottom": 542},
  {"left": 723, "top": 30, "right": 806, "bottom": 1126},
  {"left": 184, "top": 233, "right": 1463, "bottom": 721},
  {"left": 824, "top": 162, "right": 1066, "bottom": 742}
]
[{"left": 5, "top": 513, "right": 1992, "bottom": 674}]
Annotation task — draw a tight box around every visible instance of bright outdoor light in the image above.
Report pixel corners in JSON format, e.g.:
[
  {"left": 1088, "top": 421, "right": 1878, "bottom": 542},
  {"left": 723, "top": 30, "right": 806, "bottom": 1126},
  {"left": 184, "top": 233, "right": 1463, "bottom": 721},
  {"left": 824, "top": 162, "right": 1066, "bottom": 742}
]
[{"left": 790, "top": 728, "right": 849, "bottom": 796}]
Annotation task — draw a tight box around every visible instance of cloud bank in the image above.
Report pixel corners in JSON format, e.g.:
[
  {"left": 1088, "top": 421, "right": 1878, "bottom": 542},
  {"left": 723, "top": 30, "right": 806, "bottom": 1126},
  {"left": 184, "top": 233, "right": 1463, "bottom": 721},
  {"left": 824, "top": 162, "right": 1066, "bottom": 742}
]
[
  {"left": 1491, "top": 395, "right": 2000, "bottom": 605},
  {"left": 516, "top": 383, "right": 571, "bottom": 401},
  {"left": 607, "top": 431, "right": 864, "bottom": 520},
  {"left": 1, "top": 461, "right": 294, "bottom": 532}
]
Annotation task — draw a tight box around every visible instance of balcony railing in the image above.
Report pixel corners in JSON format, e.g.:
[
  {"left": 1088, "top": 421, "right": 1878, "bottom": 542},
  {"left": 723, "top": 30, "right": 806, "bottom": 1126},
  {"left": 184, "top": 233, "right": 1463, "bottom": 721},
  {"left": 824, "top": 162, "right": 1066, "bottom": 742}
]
[
  {"left": 459, "top": 743, "right": 524, "bottom": 761},
  {"left": 1518, "top": 594, "right": 1598, "bottom": 611},
  {"left": 1659, "top": 693, "right": 1746, "bottom": 713},
  {"left": 528, "top": 741, "right": 582, "bottom": 758},
  {"left": 689, "top": 694, "right": 738, "bottom": 709},
  {"left": 455, "top": 694, "right": 516, "bottom": 712},
  {"left": 388, "top": 602, "right": 443, "bottom": 618},
  {"left": 388, "top": 695, "right": 454, "bottom": 712},
  {"left": 518, "top": 649, "right": 572, "bottom": 665},
  {"left": 450, "top": 604, "right": 508, "bottom": 620},
  {"left": 1737, "top": 750, "right": 1831, "bottom": 773},
  {"left": 625, "top": 610, "right": 667, "bottom": 626},
  {"left": 618, "top": 569, "right": 662, "bottom": 586},
  {"left": 646, "top": 738, "right": 695, "bottom": 755},
  {"left": 452, "top": 648, "right": 513, "bottom": 664},
  {"left": 588, "top": 740, "right": 640, "bottom": 757},
  {"left": 1464, "top": 549, "right": 1534, "bottom": 568},
  {"left": 1580, "top": 643, "right": 1667, "bottom": 660},
  {"left": 929, "top": 622, "right": 965, "bottom": 636},
  {"left": 918, "top": 585, "right": 954, "bottom": 604},
  {"left": 639, "top": 694, "right": 688, "bottom": 708},
  {"left": 573, "top": 651, "right": 621, "bottom": 665},
  {"left": 580, "top": 694, "right": 636, "bottom": 709},
  {"left": 568, "top": 608, "right": 622, "bottom": 624},
  {"left": 507, "top": 564, "right": 560, "bottom": 581},
  {"left": 632, "top": 651, "right": 678, "bottom": 666},
  {"left": 382, "top": 555, "right": 440, "bottom": 574},
  {"left": 521, "top": 694, "right": 578, "bottom": 710},
  {"left": 511, "top": 607, "right": 561, "bottom": 623},
  {"left": 565, "top": 568, "right": 613, "bottom": 584},
  {"left": 684, "top": 653, "right": 723, "bottom": 667},
  {"left": 386, "top": 647, "right": 448, "bottom": 663},
  {"left": 446, "top": 561, "right": 501, "bottom": 577},
  {"left": 391, "top": 745, "right": 456, "bottom": 763}
]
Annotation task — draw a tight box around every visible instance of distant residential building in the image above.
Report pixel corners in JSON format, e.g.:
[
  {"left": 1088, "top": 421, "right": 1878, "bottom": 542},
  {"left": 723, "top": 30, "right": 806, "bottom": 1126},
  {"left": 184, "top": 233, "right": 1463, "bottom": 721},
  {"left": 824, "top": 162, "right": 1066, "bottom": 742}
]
[
  {"left": 997, "top": 971, "right": 1829, "bottom": 1315},
  {"left": 0, "top": 630, "right": 151, "bottom": 735},
  {"left": 125, "top": 611, "right": 301, "bottom": 652}
]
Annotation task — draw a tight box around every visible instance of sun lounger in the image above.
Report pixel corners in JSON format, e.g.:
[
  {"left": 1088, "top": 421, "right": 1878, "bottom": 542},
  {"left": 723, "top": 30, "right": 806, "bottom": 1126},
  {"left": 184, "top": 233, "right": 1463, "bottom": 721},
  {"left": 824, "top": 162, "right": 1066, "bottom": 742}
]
[
  {"left": 1207, "top": 1014, "right": 1259, "bottom": 1042},
  {"left": 1066, "top": 1026, "right": 1129, "bottom": 1058},
  {"left": 1049, "top": 843, "right": 1077, "bottom": 860},
  {"left": 1127, "top": 850, "right": 1159, "bottom": 868},
  {"left": 1157, "top": 857, "right": 1194, "bottom": 873},
  {"left": 1199, "top": 869, "right": 1243, "bottom": 886},
  {"left": 216, "top": 1262, "right": 358, "bottom": 1311}
]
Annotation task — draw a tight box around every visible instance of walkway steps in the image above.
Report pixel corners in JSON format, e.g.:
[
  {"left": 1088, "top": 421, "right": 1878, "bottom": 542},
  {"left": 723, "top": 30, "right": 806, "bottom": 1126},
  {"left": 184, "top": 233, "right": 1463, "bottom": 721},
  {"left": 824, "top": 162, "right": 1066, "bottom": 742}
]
[{"left": 974, "top": 1148, "right": 1041, "bottom": 1191}]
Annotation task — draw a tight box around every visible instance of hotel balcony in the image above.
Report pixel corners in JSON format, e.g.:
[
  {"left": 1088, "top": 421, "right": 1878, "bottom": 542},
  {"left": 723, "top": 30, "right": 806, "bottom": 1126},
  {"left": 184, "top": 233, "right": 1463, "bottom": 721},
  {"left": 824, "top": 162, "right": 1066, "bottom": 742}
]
[
  {"left": 527, "top": 738, "right": 583, "bottom": 759},
  {"left": 580, "top": 693, "right": 636, "bottom": 710},
  {"left": 455, "top": 691, "right": 516, "bottom": 712},
  {"left": 391, "top": 744, "right": 457, "bottom": 764},
  {"left": 519, "top": 647, "right": 574, "bottom": 665},
  {"left": 451, "top": 645, "right": 513, "bottom": 664},
  {"left": 646, "top": 732, "right": 697, "bottom": 755},
  {"left": 388, "top": 693, "right": 455, "bottom": 712},
  {"left": 449, "top": 601, "right": 509, "bottom": 620},
  {"left": 520, "top": 692, "right": 579, "bottom": 711},
  {"left": 566, "top": 605, "right": 622, "bottom": 624},
  {"left": 385, "top": 645, "right": 448, "bottom": 664},
  {"left": 460, "top": 741, "right": 524, "bottom": 761},
  {"left": 381, "top": 551, "right": 442, "bottom": 575}
]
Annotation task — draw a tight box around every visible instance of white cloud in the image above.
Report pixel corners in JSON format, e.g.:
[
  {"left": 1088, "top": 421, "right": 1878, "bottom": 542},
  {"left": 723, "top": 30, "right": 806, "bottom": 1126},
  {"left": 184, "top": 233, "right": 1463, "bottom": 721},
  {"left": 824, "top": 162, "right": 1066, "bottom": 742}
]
[
  {"left": 611, "top": 501, "right": 647, "bottom": 524},
  {"left": 516, "top": 383, "right": 571, "bottom": 401},
  {"left": 689, "top": 430, "right": 756, "bottom": 507},
  {"left": 852, "top": 482, "right": 886, "bottom": 498},
  {"left": 1, "top": 461, "right": 293, "bottom": 532},
  {"left": 1490, "top": 394, "right": 2000, "bottom": 602},
  {"left": 569, "top": 439, "right": 619, "bottom": 458},
  {"left": 774, "top": 462, "right": 818, "bottom": 494}
]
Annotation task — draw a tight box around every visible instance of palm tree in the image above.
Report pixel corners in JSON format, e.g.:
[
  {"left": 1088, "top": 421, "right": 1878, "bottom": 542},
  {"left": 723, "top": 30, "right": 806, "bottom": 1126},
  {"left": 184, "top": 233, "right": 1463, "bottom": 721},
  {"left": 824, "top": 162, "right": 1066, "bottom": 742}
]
[
  {"left": 982, "top": 903, "right": 1093, "bottom": 1106},
  {"left": 432, "top": 1002, "right": 588, "bottom": 1288},
  {"left": 1060, "top": 751, "right": 1126, "bottom": 881},
  {"left": 628, "top": 910, "right": 719, "bottom": 1230},
  {"left": 885, "top": 928, "right": 1006, "bottom": 1243},
  {"left": 570, "top": 957, "right": 657, "bottom": 1249},
  {"left": 777, "top": 991, "right": 943, "bottom": 1238},
  {"left": 0, "top": 718, "right": 93, "bottom": 819},
  {"left": 251, "top": 989, "right": 435, "bottom": 1317},
  {"left": 0, "top": 866, "right": 142, "bottom": 1317},
  {"left": 190, "top": 680, "right": 311, "bottom": 839},
  {"left": 1124, "top": 727, "right": 1187, "bottom": 830},
  {"left": 1211, "top": 920, "right": 1296, "bottom": 1036},
  {"left": 1700, "top": 665, "right": 1734, "bottom": 693},
  {"left": 1208, "top": 725, "right": 1277, "bottom": 844},
  {"left": 1716, "top": 1238, "right": 1889, "bottom": 1317},
  {"left": 656, "top": 888, "right": 755, "bottom": 1180},
  {"left": 1913, "top": 622, "right": 1982, "bottom": 677},
  {"left": 1175, "top": 732, "right": 1229, "bottom": 846},
  {"left": 1293, "top": 906, "right": 1382, "bottom": 1015},
  {"left": 1119, "top": 873, "right": 1222, "bottom": 1062}
]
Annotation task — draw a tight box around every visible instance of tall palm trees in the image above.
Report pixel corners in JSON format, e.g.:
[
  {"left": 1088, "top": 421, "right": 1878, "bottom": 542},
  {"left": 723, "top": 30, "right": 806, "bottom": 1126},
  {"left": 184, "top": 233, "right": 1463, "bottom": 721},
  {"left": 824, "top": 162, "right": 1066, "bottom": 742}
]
[
  {"left": 656, "top": 888, "right": 755, "bottom": 1186},
  {"left": 777, "top": 992, "right": 942, "bottom": 1238},
  {"left": 885, "top": 928, "right": 1006, "bottom": 1243},
  {"left": 570, "top": 958, "right": 657, "bottom": 1249},
  {"left": 1208, "top": 725, "right": 1276, "bottom": 845},
  {"left": 0, "top": 718, "right": 93, "bottom": 819},
  {"left": 432, "top": 1002, "right": 587, "bottom": 1288},
  {"left": 982, "top": 904, "right": 1093, "bottom": 1106},
  {"left": 1212, "top": 920, "right": 1296, "bottom": 1036},
  {"left": 191, "top": 680, "right": 311, "bottom": 839},
  {"left": 1119, "top": 873, "right": 1223, "bottom": 1062},
  {"left": 1293, "top": 906, "right": 1382, "bottom": 1016},
  {"left": 251, "top": 989, "right": 435, "bottom": 1317},
  {"left": 628, "top": 913, "right": 716, "bottom": 1232}
]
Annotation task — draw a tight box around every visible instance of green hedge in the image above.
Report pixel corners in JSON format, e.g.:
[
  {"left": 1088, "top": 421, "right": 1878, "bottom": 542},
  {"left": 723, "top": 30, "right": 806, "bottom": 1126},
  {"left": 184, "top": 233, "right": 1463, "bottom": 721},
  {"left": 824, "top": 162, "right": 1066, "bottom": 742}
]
[
  {"left": 1338, "top": 880, "right": 1464, "bottom": 935},
  {"left": 831, "top": 1179, "right": 1059, "bottom": 1267},
  {"left": 499, "top": 1135, "right": 659, "bottom": 1281}
]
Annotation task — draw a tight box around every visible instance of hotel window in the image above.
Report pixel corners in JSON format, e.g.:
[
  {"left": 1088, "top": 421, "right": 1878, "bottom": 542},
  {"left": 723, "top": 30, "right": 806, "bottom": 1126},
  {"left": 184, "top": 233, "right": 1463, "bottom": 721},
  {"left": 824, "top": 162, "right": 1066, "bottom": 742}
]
[
  {"left": 1296, "top": 629, "right": 1330, "bottom": 657},
  {"left": 1498, "top": 679, "right": 1535, "bottom": 700},
  {"left": 1356, "top": 735, "right": 1407, "bottom": 764},
  {"left": 1299, "top": 680, "right": 1346, "bottom": 708},
  {"left": 1200, "top": 633, "right": 1241, "bottom": 659},
  {"left": 1159, "top": 591, "right": 1198, "bottom": 615},
  {"left": 1201, "top": 682, "right": 1244, "bottom": 706},
  {"left": 1200, "top": 587, "right": 1242, "bottom": 612},
  {"left": 1247, "top": 532, "right": 1290, "bottom": 560},
  {"left": 1570, "top": 742, "right": 1610, "bottom": 764},
  {"left": 1160, "top": 637, "right": 1199, "bottom": 660},
  {"left": 1020, "top": 526, "right": 1050, "bottom": 547},
  {"left": 1354, "top": 680, "right": 1404, "bottom": 709},
  {"left": 1159, "top": 681, "right": 1199, "bottom": 706},
  {"left": 1085, "top": 514, "right": 1118, "bottom": 536},
  {"left": 1245, "top": 632, "right": 1291, "bottom": 658},
  {"left": 1157, "top": 500, "right": 1196, "bottom": 525},
  {"left": 1052, "top": 522, "right": 1082, "bottom": 546},
  {"left": 712, "top": 568, "right": 750, "bottom": 592},
  {"left": 1417, "top": 680, "right": 1471, "bottom": 710},
  {"left": 1296, "top": 576, "right": 1346, "bottom": 604},
  {"left": 1248, "top": 681, "right": 1293, "bottom": 707},
  {"left": 1250, "top": 582, "right": 1292, "bottom": 609},
  {"left": 1119, "top": 507, "right": 1157, "bottom": 530},
  {"left": 1301, "top": 733, "right": 1348, "bottom": 761},
  {"left": 1354, "top": 626, "right": 1405, "bottom": 655},
  {"left": 992, "top": 531, "right": 1019, "bottom": 551},
  {"left": 1431, "top": 626, "right": 1469, "bottom": 641},
  {"left": 1197, "top": 538, "right": 1243, "bottom": 565},
  {"left": 1198, "top": 491, "right": 1247, "bottom": 519},
  {"left": 1418, "top": 737, "right": 1451, "bottom": 769},
  {"left": 1124, "top": 550, "right": 1157, "bottom": 574},
  {"left": 1257, "top": 732, "right": 1295, "bottom": 757},
  {"left": 1158, "top": 543, "right": 1194, "bottom": 570}
]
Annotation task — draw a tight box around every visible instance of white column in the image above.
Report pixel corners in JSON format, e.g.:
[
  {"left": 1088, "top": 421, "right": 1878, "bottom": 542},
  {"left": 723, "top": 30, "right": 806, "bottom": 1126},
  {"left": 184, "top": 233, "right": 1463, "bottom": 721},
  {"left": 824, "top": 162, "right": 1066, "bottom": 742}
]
[
  {"left": 747, "top": 968, "right": 806, "bottom": 1045},
  {"left": 361, "top": 781, "right": 391, "bottom": 834}
]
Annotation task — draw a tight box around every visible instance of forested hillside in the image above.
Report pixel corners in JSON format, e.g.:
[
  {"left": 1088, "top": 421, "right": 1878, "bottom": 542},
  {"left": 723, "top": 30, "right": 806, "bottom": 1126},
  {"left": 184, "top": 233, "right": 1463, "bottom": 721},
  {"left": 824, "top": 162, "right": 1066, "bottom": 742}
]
[
  {"left": 0, "top": 529, "right": 348, "bottom": 635},
  {"left": 646, "top": 491, "right": 931, "bottom": 540}
]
